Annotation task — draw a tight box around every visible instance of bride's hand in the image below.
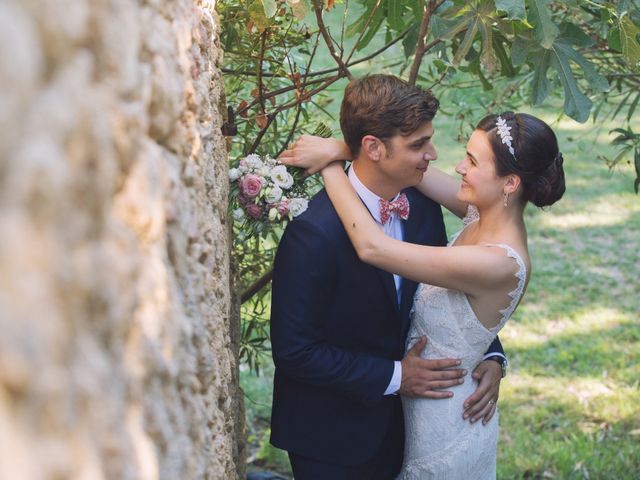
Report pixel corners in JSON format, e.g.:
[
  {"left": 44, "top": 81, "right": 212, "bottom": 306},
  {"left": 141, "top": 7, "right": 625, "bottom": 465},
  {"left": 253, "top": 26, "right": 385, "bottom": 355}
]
[
  {"left": 463, "top": 360, "right": 502, "bottom": 425},
  {"left": 279, "top": 135, "right": 351, "bottom": 175}
]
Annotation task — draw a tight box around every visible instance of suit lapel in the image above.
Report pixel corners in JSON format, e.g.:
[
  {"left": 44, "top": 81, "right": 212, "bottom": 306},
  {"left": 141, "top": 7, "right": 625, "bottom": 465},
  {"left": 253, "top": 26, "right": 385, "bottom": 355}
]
[
  {"left": 348, "top": 167, "right": 400, "bottom": 311},
  {"left": 375, "top": 265, "right": 399, "bottom": 311}
]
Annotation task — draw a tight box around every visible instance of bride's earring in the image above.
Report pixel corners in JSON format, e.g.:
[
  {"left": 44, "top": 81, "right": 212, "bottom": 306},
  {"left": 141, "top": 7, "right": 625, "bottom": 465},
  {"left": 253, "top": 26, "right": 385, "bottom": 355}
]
[{"left": 503, "top": 192, "right": 509, "bottom": 207}]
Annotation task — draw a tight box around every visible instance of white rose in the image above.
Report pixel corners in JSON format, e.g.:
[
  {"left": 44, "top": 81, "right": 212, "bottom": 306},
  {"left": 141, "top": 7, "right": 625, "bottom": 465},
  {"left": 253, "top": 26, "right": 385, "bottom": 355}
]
[
  {"left": 244, "top": 154, "right": 263, "bottom": 170},
  {"left": 289, "top": 197, "right": 309, "bottom": 217},
  {"left": 228, "top": 167, "right": 241, "bottom": 182},
  {"left": 265, "top": 185, "right": 283, "bottom": 203},
  {"left": 270, "top": 165, "right": 294, "bottom": 189},
  {"left": 257, "top": 165, "right": 271, "bottom": 177},
  {"left": 232, "top": 208, "right": 245, "bottom": 221},
  {"left": 268, "top": 207, "right": 279, "bottom": 222}
]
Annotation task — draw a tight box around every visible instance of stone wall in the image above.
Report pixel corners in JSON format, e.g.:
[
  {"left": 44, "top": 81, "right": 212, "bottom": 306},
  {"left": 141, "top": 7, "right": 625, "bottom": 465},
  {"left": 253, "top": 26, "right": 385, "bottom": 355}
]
[{"left": 0, "top": 0, "right": 244, "bottom": 478}]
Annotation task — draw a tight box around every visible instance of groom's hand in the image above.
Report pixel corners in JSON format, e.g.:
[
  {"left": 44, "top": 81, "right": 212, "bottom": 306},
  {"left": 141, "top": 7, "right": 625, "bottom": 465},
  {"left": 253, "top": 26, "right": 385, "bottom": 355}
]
[
  {"left": 398, "top": 336, "right": 466, "bottom": 399},
  {"left": 463, "top": 360, "right": 502, "bottom": 425}
]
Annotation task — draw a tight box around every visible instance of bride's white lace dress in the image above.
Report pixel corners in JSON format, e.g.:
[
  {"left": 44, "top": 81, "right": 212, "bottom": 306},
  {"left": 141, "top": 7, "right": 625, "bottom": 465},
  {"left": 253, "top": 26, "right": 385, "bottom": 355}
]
[{"left": 397, "top": 207, "right": 527, "bottom": 480}]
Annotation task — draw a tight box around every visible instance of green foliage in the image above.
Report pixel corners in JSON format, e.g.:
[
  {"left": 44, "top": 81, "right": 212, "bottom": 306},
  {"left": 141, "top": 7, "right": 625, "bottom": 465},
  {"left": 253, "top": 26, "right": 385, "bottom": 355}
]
[{"left": 600, "top": 127, "right": 640, "bottom": 193}]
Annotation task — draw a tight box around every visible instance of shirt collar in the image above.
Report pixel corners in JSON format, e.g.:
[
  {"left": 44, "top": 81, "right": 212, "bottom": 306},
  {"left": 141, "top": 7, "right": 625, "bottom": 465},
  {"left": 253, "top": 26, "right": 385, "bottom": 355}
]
[{"left": 348, "top": 166, "right": 402, "bottom": 224}]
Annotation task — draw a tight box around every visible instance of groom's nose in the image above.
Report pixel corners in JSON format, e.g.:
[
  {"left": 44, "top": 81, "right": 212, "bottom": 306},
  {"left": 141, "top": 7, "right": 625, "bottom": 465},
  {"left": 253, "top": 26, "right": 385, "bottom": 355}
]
[{"left": 424, "top": 143, "right": 437, "bottom": 161}]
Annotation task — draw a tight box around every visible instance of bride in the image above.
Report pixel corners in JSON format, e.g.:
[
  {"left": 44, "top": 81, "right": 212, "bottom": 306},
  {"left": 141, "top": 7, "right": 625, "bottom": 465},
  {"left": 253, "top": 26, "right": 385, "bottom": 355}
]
[{"left": 280, "top": 111, "right": 565, "bottom": 478}]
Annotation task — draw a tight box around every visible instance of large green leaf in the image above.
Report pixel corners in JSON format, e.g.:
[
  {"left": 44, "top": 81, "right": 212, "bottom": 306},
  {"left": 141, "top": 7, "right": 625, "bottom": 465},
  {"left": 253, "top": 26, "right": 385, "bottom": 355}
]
[
  {"left": 478, "top": 17, "right": 498, "bottom": 73},
  {"left": 260, "top": 0, "right": 277, "bottom": 18},
  {"left": 553, "top": 39, "right": 609, "bottom": 93},
  {"left": 285, "top": 0, "right": 309, "bottom": 20},
  {"left": 493, "top": 34, "right": 517, "bottom": 76},
  {"left": 353, "top": 5, "right": 385, "bottom": 51},
  {"left": 511, "top": 36, "right": 529, "bottom": 66},
  {"left": 408, "top": 0, "right": 426, "bottom": 21},
  {"left": 558, "top": 22, "right": 595, "bottom": 48},
  {"left": 549, "top": 44, "right": 592, "bottom": 122},
  {"left": 619, "top": 15, "right": 640, "bottom": 70},
  {"left": 388, "top": 0, "right": 407, "bottom": 31},
  {"left": 616, "top": 0, "right": 639, "bottom": 17},
  {"left": 403, "top": 22, "right": 421, "bottom": 57},
  {"left": 453, "top": 16, "right": 479, "bottom": 65},
  {"left": 345, "top": 2, "right": 384, "bottom": 44},
  {"left": 248, "top": 0, "right": 271, "bottom": 29},
  {"left": 529, "top": 0, "right": 559, "bottom": 49},
  {"left": 530, "top": 48, "right": 552, "bottom": 105},
  {"left": 495, "top": 0, "right": 525, "bottom": 20}
]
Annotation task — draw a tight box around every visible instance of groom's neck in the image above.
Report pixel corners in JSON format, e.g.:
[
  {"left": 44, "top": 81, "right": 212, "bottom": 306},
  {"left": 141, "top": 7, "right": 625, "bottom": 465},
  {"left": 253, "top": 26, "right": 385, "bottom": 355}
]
[{"left": 352, "top": 159, "right": 402, "bottom": 201}]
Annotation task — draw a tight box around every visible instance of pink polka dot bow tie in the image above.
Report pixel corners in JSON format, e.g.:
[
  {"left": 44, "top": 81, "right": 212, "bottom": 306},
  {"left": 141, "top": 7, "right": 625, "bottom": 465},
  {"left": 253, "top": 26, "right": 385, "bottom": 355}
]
[{"left": 379, "top": 193, "right": 410, "bottom": 225}]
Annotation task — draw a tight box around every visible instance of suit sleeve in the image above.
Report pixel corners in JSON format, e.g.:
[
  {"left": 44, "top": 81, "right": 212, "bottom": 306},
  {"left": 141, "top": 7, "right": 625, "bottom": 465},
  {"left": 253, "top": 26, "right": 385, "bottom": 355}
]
[
  {"left": 484, "top": 336, "right": 505, "bottom": 357},
  {"left": 270, "top": 218, "right": 394, "bottom": 404}
]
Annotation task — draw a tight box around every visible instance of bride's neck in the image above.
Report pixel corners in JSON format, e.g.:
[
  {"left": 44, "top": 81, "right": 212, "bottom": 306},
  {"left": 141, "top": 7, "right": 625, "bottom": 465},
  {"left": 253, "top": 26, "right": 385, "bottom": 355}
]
[{"left": 474, "top": 202, "right": 526, "bottom": 240}]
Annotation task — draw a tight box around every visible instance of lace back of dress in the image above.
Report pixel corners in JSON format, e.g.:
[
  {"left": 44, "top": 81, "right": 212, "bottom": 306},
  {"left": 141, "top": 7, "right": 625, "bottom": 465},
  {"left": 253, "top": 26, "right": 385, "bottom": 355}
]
[{"left": 484, "top": 243, "right": 527, "bottom": 328}]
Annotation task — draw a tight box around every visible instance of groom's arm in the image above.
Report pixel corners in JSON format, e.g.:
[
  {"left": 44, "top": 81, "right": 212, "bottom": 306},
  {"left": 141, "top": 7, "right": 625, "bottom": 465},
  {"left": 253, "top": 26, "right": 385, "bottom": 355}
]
[
  {"left": 270, "top": 218, "right": 393, "bottom": 405},
  {"left": 484, "top": 336, "right": 506, "bottom": 361}
]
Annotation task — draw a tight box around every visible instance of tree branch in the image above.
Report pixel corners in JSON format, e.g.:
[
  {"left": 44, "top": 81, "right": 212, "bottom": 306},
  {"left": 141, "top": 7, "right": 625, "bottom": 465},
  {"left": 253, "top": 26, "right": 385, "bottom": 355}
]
[
  {"left": 241, "top": 269, "right": 273, "bottom": 304},
  {"left": 409, "top": 0, "right": 446, "bottom": 85},
  {"left": 256, "top": 30, "right": 268, "bottom": 114},
  {"left": 313, "top": 0, "right": 353, "bottom": 79}
]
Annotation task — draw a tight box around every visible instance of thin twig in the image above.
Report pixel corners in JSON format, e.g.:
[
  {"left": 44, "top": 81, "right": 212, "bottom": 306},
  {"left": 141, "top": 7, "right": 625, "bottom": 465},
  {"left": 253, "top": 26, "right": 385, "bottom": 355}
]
[
  {"left": 275, "top": 34, "right": 321, "bottom": 157},
  {"left": 268, "top": 74, "right": 344, "bottom": 116},
  {"left": 314, "top": 0, "right": 353, "bottom": 78},
  {"left": 344, "top": 0, "right": 382, "bottom": 65},
  {"left": 247, "top": 114, "right": 275, "bottom": 154},
  {"left": 257, "top": 30, "right": 268, "bottom": 115},
  {"left": 226, "top": 27, "right": 410, "bottom": 82},
  {"left": 237, "top": 77, "right": 329, "bottom": 116}
]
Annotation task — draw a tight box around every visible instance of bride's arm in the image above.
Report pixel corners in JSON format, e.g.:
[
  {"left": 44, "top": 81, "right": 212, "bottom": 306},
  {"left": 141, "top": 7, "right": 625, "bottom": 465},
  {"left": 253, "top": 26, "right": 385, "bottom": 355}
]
[
  {"left": 279, "top": 135, "right": 352, "bottom": 174},
  {"left": 320, "top": 162, "right": 515, "bottom": 296},
  {"left": 416, "top": 167, "right": 468, "bottom": 218},
  {"left": 280, "top": 136, "right": 469, "bottom": 217}
]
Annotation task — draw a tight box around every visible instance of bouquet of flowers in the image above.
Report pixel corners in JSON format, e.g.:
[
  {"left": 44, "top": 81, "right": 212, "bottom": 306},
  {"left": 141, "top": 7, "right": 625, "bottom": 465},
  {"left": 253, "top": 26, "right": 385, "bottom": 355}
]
[{"left": 229, "top": 153, "right": 318, "bottom": 235}]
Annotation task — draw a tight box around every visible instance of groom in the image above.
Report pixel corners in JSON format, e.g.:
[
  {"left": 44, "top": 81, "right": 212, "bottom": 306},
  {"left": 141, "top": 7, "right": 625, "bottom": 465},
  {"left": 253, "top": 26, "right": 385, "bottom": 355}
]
[{"left": 270, "top": 75, "right": 506, "bottom": 479}]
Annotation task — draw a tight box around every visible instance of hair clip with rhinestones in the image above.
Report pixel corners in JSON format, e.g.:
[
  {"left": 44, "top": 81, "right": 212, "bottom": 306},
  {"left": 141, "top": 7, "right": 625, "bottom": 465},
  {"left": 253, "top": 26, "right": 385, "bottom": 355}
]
[{"left": 495, "top": 116, "right": 517, "bottom": 161}]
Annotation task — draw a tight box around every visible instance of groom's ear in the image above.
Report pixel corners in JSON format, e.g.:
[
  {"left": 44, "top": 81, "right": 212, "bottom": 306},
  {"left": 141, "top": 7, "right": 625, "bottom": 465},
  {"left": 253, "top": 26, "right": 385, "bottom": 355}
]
[{"left": 362, "top": 135, "right": 383, "bottom": 162}]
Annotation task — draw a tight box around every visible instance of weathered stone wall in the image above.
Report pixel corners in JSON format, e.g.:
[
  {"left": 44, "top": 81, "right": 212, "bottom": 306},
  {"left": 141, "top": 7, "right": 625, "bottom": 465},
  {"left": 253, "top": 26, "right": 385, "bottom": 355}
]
[{"left": 0, "top": 0, "right": 244, "bottom": 478}]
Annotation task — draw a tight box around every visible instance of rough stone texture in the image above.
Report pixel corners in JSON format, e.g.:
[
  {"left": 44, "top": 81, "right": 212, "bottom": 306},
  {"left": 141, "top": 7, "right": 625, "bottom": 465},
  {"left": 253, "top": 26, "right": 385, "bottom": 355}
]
[{"left": 0, "top": 0, "right": 245, "bottom": 478}]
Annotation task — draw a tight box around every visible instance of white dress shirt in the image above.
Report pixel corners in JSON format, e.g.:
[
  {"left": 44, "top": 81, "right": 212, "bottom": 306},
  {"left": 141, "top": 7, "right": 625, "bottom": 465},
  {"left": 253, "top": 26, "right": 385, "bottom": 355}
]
[{"left": 348, "top": 167, "right": 403, "bottom": 395}]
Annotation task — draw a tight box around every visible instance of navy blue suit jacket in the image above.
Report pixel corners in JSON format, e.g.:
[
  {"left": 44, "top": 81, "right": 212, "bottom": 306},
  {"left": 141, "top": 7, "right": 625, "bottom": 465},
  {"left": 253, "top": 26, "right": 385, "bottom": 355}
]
[{"left": 269, "top": 187, "right": 504, "bottom": 466}]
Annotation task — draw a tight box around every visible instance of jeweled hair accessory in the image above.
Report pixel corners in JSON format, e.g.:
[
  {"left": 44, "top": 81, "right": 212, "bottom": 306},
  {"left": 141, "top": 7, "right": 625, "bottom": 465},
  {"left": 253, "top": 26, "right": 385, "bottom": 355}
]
[{"left": 495, "top": 116, "right": 517, "bottom": 161}]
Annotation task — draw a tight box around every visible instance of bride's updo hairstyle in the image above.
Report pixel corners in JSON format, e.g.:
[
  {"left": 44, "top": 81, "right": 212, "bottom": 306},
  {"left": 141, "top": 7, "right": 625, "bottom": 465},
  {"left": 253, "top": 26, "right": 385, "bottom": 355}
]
[{"left": 476, "top": 112, "right": 565, "bottom": 208}]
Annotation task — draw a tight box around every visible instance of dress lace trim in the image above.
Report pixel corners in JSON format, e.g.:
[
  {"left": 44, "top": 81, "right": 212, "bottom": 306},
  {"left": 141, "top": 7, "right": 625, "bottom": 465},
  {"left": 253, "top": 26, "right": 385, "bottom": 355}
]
[{"left": 485, "top": 243, "right": 527, "bottom": 326}]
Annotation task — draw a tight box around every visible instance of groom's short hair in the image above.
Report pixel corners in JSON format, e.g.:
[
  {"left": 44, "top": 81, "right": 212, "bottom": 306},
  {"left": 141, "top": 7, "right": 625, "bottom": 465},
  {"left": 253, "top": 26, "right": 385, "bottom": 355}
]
[{"left": 340, "top": 74, "right": 440, "bottom": 156}]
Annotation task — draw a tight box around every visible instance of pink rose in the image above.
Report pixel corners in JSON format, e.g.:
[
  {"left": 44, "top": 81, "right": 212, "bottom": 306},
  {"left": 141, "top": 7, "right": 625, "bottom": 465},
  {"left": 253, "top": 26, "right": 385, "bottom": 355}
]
[
  {"left": 277, "top": 198, "right": 289, "bottom": 216},
  {"left": 244, "top": 202, "right": 262, "bottom": 219},
  {"left": 240, "top": 174, "right": 263, "bottom": 199}
]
